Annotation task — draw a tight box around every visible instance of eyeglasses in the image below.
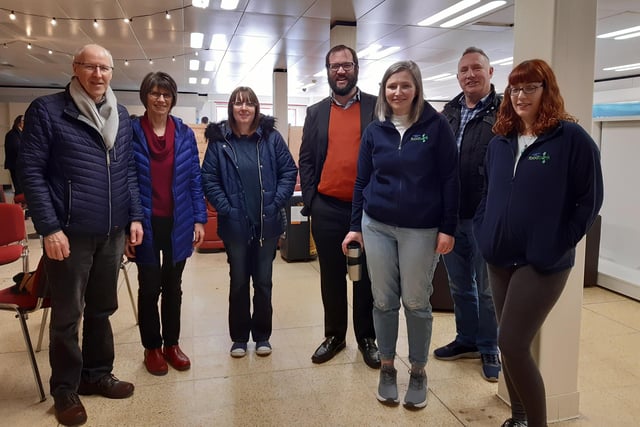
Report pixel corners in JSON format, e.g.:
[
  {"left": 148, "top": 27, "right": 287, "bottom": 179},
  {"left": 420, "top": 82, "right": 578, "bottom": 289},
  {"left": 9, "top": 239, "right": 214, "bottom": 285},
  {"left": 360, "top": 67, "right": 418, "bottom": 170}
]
[
  {"left": 149, "top": 91, "right": 173, "bottom": 100},
  {"left": 328, "top": 62, "right": 355, "bottom": 72},
  {"left": 508, "top": 84, "right": 543, "bottom": 97},
  {"left": 74, "top": 62, "right": 113, "bottom": 73},
  {"left": 232, "top": 101, "right": 257, "bottom": 108}
]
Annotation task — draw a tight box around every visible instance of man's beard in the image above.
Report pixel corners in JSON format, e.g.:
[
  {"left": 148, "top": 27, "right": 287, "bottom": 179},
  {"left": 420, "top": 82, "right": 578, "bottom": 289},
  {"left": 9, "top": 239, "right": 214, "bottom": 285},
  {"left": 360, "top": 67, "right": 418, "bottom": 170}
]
[{"left": 329, "top": 74, "right": 357, "bottom": 96}]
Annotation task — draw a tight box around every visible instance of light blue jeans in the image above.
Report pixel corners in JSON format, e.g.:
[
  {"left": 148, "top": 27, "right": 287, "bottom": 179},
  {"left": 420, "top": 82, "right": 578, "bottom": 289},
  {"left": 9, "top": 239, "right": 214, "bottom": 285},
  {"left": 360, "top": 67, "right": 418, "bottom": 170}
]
[
  {"left": 362, "top": 212, "right": 439, "bottom": 367},
  {"left": 442, "top": 219, "right": 498, "bottom": 354}
]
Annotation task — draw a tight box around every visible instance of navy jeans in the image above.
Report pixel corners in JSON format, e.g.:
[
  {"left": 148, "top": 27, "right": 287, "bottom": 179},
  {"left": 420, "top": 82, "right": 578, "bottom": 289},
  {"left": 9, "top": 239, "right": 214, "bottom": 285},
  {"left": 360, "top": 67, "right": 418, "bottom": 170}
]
[
  {"left": 224, "top": 235, "right": 278, "bottom": 343},
  {"left": 45, "top": 231, "right": 125, "bottom": 398},
  {"left": 442, "top": 219, "right": 498, "bottom": 354}
]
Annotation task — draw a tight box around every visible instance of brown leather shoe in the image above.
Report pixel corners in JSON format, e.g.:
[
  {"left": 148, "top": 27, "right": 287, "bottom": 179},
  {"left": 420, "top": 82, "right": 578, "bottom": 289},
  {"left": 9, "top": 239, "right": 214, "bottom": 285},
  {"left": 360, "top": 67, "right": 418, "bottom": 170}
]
[
  {"left": 54, "top": 392, "right": 87, "bottom": 426},
  {"left": 78, "top": 374, "right": 134, "bottom": 399},
  {"left": 144, "top": 348, "right": 169, "bottom": 376},
  {"left": 163, "top": 345, "right": 191, "bottom": 370}
]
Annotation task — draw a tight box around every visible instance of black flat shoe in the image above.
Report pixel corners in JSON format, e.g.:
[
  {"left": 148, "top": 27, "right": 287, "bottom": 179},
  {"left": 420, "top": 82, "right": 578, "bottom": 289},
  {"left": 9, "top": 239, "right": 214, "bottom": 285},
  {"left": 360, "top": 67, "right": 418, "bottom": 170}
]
[
  {"left": 358, "top": 338, "right": 381, "bottom": 369},
  {"left": 311, "top": 336, "right": 346, "bottom": 364}
]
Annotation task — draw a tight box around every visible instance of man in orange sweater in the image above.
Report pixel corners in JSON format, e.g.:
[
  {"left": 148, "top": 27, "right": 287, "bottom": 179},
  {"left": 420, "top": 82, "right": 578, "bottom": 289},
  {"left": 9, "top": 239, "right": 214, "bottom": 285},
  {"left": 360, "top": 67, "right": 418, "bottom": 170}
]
[{"left": 299, "top": 45, "right": 379, "bottom": 368}]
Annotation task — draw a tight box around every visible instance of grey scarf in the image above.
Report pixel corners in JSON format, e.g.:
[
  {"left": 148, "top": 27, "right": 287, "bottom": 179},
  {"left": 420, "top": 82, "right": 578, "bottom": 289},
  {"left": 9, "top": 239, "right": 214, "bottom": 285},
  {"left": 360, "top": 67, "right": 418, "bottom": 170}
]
[{"left": 69, "top": 77, "right": 119, "bottom": 150}]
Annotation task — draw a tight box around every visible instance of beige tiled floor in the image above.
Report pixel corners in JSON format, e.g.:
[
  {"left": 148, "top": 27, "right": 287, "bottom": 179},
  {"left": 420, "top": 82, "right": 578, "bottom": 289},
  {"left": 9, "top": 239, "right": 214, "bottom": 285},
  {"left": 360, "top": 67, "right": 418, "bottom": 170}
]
[{"left": 0, "top": 229, "right": 639, "bottom": 426}]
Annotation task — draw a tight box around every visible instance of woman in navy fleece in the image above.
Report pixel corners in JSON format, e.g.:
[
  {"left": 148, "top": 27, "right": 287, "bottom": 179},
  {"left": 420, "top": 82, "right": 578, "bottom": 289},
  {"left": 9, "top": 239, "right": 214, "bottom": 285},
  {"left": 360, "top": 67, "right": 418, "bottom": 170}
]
[
  {"left": 343, "top": 61, "right": 459, "bottom": 409},
  {"left": 474, "top": 59, "right": 603, "bottom": 427}
]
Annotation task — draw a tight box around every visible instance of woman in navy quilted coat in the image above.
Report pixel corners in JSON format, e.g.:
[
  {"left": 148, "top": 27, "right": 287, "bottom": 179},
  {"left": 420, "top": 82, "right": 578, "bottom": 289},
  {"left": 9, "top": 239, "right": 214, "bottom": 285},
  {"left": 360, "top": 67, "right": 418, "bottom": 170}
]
[{"left": 127, "top": 72, "right": 207, "bottom": 376}]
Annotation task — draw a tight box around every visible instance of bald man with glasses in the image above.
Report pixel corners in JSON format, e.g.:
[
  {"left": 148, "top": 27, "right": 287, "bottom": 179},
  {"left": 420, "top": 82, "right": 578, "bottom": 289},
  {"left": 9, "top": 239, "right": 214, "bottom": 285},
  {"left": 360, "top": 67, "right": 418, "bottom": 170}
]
[{"left": 19, "top": 44, "right": 143, "bottom": 426}]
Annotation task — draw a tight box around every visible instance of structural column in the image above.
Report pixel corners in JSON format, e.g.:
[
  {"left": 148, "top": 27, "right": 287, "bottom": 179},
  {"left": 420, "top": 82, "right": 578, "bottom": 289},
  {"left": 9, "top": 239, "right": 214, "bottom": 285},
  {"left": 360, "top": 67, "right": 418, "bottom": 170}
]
[
  {"left": 272, "top": 68, "right": 288, "bottom": 139},
  {"left": 330, "top": 21, "right": 356, "bottom": 49},
  {"left": 500, "top": 0, "right": 598, "bottom": 422}
]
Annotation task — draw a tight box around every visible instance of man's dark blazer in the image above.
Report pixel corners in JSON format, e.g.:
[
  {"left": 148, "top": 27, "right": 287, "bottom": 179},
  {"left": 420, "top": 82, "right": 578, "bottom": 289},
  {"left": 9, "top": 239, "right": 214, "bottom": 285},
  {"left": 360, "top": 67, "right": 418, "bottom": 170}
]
[{"left": 298, "top": 91, "right": 377, "bottom": 216}]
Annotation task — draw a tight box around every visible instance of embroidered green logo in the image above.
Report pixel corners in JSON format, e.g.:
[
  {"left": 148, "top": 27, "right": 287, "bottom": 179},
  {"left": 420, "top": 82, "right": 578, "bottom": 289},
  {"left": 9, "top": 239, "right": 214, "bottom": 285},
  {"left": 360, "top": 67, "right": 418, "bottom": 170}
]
[
  {"left": 410, "top": 133, "right": 429, "bottom": 143},
  {"left": 528, "top": 151, "right": 550, "bottom": 164}
]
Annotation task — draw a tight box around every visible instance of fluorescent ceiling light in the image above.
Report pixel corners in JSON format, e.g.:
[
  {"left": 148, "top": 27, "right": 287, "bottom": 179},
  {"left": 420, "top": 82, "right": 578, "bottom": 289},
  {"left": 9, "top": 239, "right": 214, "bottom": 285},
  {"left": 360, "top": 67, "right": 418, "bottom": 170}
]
[
  {"left": 597, "top": 26, "right": 640, "bottom": 39},
  {"left": 603, "top": 63, "right": 640, "bottom": 72},
  {"left": 417, "top": 0, "right": 480, "bottom": 26},
  {"left": 189, "top": 60, "right": 200, "bottom": 71},
  {"left": 435, "top": 74, "right": 458, "bottom": 81},
  {"left": 491, "top": 56, "right": 513, "bottom": 65},
  {"left": 440, "top": 1, "right": 507, "bottom": 28},
  {"left": 615, "top": 31, "right": 640, "bottom": 40},
  {"left": 357, "top": 44, "right": 381, "bottom": 59},
  {"left": 192, "top": 0, "right": 210, "bottom": 9},
  {"left": 190, "top": 33, "right": 204, "bottom": 48},
  {"left": 201, "top": 78, "right": 210, "bottom": 85},
  {"left": 370, "top": 46, "right": 401, "bottom": 59},
  {"left": 204, "top": 61, "right": 215, "bottom": 71},
  {"left": 424, "top": 73, "right": 454, "bottom": 81},
  {"left": 221, "top": 0, "right": 239, "bottom": 10},
  {"left": 189, "top": 77, "right": 197, "bottom": 84},
  {"left": 210, "top": 34, "right": 227, "bottom": 50}
]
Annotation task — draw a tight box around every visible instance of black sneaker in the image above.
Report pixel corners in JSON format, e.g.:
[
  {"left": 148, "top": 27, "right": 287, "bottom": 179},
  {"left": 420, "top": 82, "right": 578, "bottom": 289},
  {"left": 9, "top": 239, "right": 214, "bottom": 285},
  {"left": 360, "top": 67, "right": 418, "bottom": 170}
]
[
  {"left": 501, "top": 418, "right": 528, "bottom": 427},
  {"left": 54, "top": 392, "right": 87, "bottom": 426},
  {"left": 433, "top": 340, "right": 480, "bottom": 360},
  {"left": 481, "top": 353, "right": 501, "bottom": 382}
]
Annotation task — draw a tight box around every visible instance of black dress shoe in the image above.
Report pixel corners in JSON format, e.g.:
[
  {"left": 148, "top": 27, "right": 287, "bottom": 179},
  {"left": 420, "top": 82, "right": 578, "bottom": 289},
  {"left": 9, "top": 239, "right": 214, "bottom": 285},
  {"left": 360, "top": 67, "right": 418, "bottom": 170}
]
[
  {"left": 311, "top": 336, "right": 346, "bottom": 364},
  {"left": 78, "top": 373, "right": 134, "bottom": 399},
  {"left": 54, "top": 392, "right": 87, "bottom": 426},
  {"left": 358, "top": 338, "right": 381, "bottom": 369}
]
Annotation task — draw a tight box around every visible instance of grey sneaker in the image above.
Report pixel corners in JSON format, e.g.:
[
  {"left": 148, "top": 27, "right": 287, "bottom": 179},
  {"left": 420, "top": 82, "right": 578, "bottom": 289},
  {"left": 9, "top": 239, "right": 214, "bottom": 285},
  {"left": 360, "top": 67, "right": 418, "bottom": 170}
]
[
  {"left": 376, "top": 365, "right": 399, "bottom": 405},
  {"left": 403, "top": 369, "right": 427, "bottom": 409}
]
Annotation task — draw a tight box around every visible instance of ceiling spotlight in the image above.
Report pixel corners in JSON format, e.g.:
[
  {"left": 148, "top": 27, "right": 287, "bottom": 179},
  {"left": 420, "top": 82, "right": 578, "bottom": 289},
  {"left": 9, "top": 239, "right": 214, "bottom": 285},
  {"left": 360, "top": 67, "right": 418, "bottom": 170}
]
[
  {"left": 27, "top": 43, "right": 32, "bottom": 50},
  {"left": 124, "top": 59, "right": 129, "bottom": 66},
  {"left": 124, "top": 17, "right": 130, "bottom": 23},
  {"left": 165, "top": 11, "right": 171, "bottom": 19},
  {"left": 172, "top": 56, "right": 176, "bottom": 61},
  {"left": 195, "top": 51, "right": 199, "bottom": 56},
  {"left": 192, "top": 0, "right": 210, "bottom": 9},
  {"left": 221, "top": 0, "right": 239, "bottom": 10},
  {"left": 9, "top": 11, "right": 16, "bottom": 20},
  {"left": 51, "top": 17, "right": 57, "bottom": 26},
  {"left": 93, "top": 19, "right": 99, "bottom": 28},
  {"left": 149, "top": 59, "right": 153, "bottom": 65},
  {"left": 48, "top": 50, "right": 53, "bottom": 54}
]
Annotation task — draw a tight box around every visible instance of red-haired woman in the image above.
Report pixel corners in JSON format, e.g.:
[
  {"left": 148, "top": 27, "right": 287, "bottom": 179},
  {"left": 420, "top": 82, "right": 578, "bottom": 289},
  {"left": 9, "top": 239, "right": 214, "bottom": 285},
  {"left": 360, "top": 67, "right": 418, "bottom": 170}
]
[{"left": 474, "top": 59, "right": 603, "bottom": 427}]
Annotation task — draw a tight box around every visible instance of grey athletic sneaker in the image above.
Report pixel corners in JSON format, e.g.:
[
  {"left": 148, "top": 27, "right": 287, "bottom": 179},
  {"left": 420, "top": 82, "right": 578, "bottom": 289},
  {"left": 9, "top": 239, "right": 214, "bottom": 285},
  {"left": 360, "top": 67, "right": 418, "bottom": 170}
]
[
  {"left": 376, "top": 365, "right": 399, "bottom": 405},
  {"left": 403, "top": 369, "right": 427, "bottom": 409}
]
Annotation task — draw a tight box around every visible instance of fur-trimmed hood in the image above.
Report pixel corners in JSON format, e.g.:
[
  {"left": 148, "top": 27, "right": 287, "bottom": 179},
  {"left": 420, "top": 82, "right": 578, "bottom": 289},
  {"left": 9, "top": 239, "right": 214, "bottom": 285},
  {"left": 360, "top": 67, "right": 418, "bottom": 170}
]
[{"left": 204, "top": 114, "right": 277, "bottom": 143}]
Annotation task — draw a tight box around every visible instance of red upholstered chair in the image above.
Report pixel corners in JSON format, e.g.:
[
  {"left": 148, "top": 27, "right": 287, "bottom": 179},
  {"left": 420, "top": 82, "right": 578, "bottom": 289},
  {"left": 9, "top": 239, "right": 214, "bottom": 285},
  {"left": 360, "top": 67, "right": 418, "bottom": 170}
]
[
  {"left": 198, "top": 202, "right": 225, "bottom": 252},
  {"left": 0, "top": 203, "right": 50, "bottom": 402}
]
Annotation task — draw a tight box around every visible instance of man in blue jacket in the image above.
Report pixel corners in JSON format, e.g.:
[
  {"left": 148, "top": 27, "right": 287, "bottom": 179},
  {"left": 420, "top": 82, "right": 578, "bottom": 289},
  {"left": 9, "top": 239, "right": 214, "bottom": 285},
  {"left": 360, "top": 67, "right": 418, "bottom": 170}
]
[
  {"left": 435, "top": 47, "right": 501, "bottom": 383},
  {"left": 19, "top": 44, "right": 144, "bottom": 427}
]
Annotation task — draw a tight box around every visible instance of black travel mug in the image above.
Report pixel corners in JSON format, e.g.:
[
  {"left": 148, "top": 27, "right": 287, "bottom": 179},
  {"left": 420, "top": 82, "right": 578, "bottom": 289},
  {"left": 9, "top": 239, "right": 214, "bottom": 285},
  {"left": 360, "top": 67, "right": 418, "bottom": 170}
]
[{"left": 346, "top": 241, "right": 362, "bottom": 282}]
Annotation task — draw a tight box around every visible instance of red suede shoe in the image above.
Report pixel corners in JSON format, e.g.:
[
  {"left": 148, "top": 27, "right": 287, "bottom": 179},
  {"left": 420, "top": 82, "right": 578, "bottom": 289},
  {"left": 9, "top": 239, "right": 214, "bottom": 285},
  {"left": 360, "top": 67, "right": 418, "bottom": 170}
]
[
  {"left": 163, "top": 345, "right": 191, "bottom": 371},
  {"left": 144, "top": 348, "right": 169, "bottom": 376}
]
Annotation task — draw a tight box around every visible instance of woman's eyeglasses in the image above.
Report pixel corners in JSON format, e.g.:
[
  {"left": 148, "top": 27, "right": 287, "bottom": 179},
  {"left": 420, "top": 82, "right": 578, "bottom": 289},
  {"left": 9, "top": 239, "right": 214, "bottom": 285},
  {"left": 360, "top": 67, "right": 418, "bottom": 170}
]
[{"left": 508, "top": 84, "right": 543, "bottom": 97}]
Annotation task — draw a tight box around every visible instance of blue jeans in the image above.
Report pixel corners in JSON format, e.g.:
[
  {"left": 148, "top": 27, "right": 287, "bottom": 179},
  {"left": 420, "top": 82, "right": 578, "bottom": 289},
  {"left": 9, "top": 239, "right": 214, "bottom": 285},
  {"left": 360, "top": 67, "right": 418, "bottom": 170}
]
[
  {"left": 442, "top": 219, "right": 498, "bottom": 354},
  {"left": 362, "top": 213, "right": 439, "bottom": 367},
  {"left": 224, "top": 236, "right": 278, "bottom": 343}
]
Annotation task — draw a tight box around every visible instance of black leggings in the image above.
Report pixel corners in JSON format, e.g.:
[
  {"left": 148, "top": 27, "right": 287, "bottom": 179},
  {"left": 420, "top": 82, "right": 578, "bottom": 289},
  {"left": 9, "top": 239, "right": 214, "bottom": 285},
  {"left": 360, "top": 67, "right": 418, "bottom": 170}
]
[{"left": 488, "top": 264, "right": 570, "bottom": 427}]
